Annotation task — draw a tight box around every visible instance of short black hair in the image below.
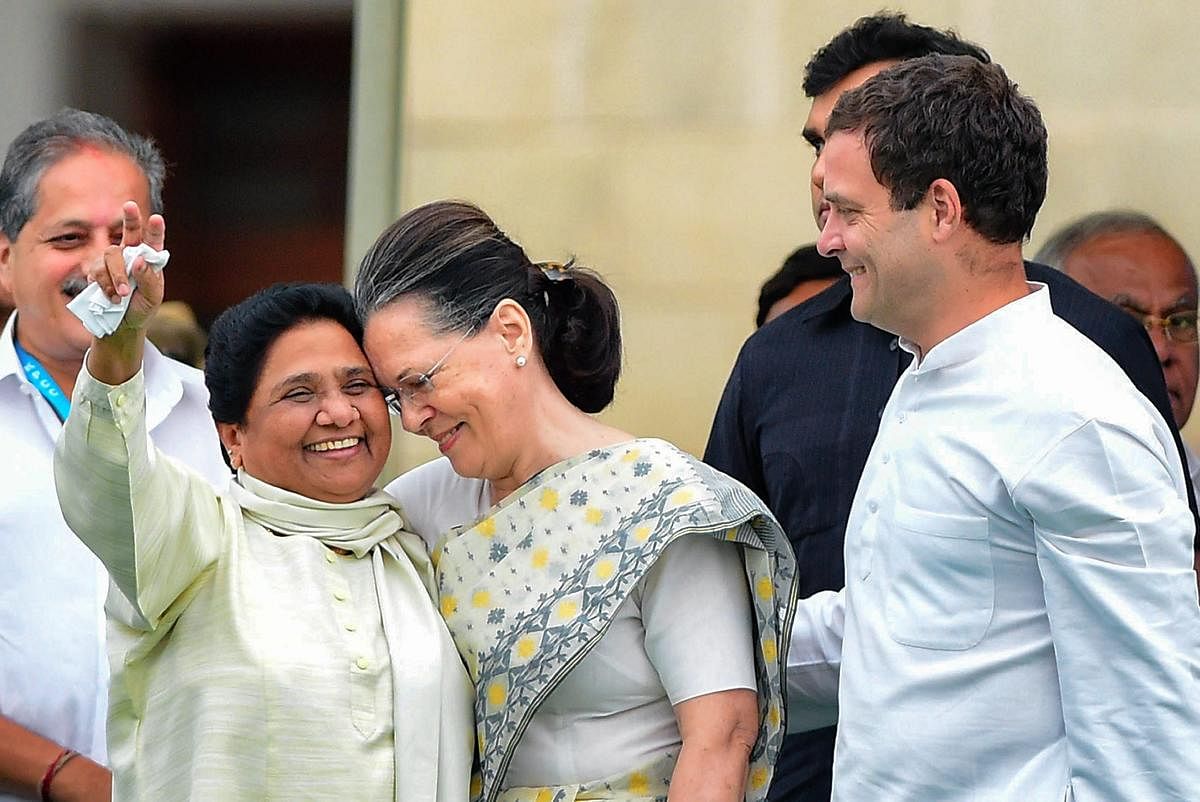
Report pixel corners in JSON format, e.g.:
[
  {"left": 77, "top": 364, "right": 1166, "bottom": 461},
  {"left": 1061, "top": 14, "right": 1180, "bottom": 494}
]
[
  {"left": 204, "top": 283, "right": 362, "bottom": 427},
  {"left": 756, "top": 245, "right": 842, "bottom": 327},
  {"left": 826, "top": 54, "right": 1047, "bottom": 245},
  {"left": 803, "top": 12, "right": 991, "bottom": 98}
]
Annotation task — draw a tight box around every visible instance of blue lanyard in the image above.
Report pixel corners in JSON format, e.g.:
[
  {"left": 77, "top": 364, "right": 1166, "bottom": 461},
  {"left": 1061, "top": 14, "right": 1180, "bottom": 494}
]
[{"left": 13, "top": 337, "right": 70, "bottom": 422}]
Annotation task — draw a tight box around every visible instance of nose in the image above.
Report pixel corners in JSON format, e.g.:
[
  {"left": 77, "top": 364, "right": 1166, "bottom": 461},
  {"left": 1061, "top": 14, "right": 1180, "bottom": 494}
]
[
  {"left": 817, "top": 212, "right": 844, "bottom": 258},
  {"left": 398, "top": 397, "right": 434, "bottom": 434},
  {"left": 1149, "top": 326, "right": 1173, "bottom": 365},
  {"left": 87, "top": 228, "right": 115, "bottom": 261},
  {"left": 76, "top": 231, "right": 112, "bottom": 279},
  {"left": 315, "top": 393, "right": 359, "bottom": 428}
]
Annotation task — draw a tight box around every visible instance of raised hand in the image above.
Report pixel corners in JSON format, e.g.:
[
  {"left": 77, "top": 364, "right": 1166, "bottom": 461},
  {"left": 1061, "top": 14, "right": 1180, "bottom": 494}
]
[{"left": 85, "top": 201, "right": 166, "bottom": 332}]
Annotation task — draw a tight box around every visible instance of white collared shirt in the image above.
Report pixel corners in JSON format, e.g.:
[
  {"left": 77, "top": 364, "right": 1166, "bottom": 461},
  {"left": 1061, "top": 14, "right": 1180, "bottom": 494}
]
[
  {"left": 794, "top": 285, "right": 1200, "bottom": 801},
  {"left": 0, "top": 313, "right": 226, "bottom": 795}
]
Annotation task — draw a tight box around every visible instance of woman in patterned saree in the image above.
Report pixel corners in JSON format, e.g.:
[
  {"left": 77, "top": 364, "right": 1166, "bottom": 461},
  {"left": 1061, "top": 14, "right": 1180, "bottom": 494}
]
[
  {"left": 355, "top": 200, "right": 798, "bottom": 802},
  {"left": 53, "top": 206, "right": 473, "bottom": 801}
]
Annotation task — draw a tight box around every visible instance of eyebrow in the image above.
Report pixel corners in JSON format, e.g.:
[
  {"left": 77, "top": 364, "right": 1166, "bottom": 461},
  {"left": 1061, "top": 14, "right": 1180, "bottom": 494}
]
[
  {"left": 802, "top": 127, "right": 823, "bottom": 148},
  {"left": 270, "top": 365, "right": 372, "bottom": 394},
  {"left": 823, "top": 192, "right": 862, "bottom": 211},
  {"left": 1170, "top": 294, "right": 1199, "bottom": 310},
  {"left": 1111, "top": 294, "right": 1198, "bottom": 314},
  {"left": 36, "top": 219, "right": 91, "bottom": 237}
]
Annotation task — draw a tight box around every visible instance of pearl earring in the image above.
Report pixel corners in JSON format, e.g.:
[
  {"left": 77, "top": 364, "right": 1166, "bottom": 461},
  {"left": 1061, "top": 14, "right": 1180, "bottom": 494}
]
[{"left": 515, "top": 355, "right": 527, "bottom": 368}]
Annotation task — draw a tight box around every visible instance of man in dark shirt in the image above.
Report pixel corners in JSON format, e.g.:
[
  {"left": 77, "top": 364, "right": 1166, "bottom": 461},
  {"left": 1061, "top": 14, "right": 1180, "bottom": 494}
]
[{"left": 703, "top": 13, "right": 1197, "bottom": 802}]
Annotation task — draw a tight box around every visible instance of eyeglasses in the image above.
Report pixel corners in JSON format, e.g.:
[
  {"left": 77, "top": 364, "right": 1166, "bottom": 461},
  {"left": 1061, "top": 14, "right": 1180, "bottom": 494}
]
[
  {"left": 1119, "top": 306, "right": 1199, "bottom": 344},
  {"left": 382, "top": 329, "right": 474, "bottom": 414}
]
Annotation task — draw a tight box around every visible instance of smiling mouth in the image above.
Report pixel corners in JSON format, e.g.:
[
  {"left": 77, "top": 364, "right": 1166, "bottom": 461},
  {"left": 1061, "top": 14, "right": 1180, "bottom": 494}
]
[
  {"left": 429, "top": 423, "right": 463, "bottom": 448},
  {"left": 305, "top": 436, "right": 362, "bottom": 453},
  {"left": 846, "top": 266, "right": 866, "bottom": 277}
]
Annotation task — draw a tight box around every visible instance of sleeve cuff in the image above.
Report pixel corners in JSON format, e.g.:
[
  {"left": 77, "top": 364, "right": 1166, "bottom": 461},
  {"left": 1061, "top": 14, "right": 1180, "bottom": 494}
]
[{"left": 76, "top": 353, "right": 147, "bottom": 430}]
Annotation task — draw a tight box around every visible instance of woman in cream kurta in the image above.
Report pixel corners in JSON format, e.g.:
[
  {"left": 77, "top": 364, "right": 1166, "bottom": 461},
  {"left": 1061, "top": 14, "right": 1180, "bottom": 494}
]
[{"left": 52, "top": 216, "right": 472, "bottom": 802}]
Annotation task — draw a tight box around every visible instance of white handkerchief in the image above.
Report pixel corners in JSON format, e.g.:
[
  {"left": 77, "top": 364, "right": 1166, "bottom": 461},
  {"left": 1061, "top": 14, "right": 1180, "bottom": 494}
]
[{"left": 67, "top": 244, "right": 170, "bottom": 338}]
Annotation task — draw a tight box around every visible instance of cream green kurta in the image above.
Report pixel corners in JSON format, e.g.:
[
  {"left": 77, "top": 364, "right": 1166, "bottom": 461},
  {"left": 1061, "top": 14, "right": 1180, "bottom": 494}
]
[{"left": 53, "top": 366, "right": 474, "bottom": 801}]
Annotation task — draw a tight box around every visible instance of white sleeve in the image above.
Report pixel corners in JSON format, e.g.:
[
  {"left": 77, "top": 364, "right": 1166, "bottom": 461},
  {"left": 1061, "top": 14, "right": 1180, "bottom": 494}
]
[
  {"left": 785, "top": 588, "right": 843, "bottom": 732},
  {"left": 53, "top": 364, "right": 227, "bottom": 630},
  {"left": 639, "top": 535, "right": 757, "bottom": 705},
  {"left": 385, "top": 457, "right": 489, "bottom": 551},
  {"left": 1014, "top": 419, "right": 1200, "bottom": 801}
]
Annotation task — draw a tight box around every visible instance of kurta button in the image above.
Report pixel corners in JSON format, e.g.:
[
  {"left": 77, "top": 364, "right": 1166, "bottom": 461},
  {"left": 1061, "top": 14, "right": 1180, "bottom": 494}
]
[
  {"left": 868, "top": 501, "right": 879, "bottom": 513},
  {"left": 898, "top": 412, "right": 907, "bottom": 423},
  {"left": 325, "top": 550, "right": 336, "bottom": 563},
  {"left": 333, "top": 590, "right": 347, "bottom": 601},
  {"left": 355, "top": 657, "right": 369, "bottom": 670},
  {"left": 882, "top": 454, "right": 890, "bottom": 464},
  {"left": 115, "top": 395, "right": 125, "bottom": 407},
  {"left": 345, "top": 622, "right": 357, "bottom": 632}
]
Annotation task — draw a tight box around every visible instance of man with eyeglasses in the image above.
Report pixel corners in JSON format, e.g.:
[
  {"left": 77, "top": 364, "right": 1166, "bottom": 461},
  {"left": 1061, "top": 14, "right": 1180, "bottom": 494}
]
[{"left": 1037, "top": 211, "right": 1200, "bottom": 492}]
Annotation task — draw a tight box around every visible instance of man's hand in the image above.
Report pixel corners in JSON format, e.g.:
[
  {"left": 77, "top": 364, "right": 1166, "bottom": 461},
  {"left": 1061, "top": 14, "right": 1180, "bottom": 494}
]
[{"left": 86, "top": 200, "right": 165, "bottom": 332}]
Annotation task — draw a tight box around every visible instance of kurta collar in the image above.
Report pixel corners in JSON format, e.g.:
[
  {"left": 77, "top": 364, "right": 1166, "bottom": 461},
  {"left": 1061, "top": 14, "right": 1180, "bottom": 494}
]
[
  {"left": 0, "top": 312, "right": 25, "bottom": 385},
  {"left": 900, "top": 282, "right": 1050, "bottom": 373},
  {"left": 3, "top": 312, "right": 186, "bottom": 431}
]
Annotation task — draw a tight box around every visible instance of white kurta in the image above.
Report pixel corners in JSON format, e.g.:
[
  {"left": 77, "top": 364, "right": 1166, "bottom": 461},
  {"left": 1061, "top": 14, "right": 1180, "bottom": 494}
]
[
  {"left": 54, "top": 366, "right": 473, "bottom": 801},
  {"left": 813, "top": 284, "right": 1200, "bottom": 800},
  {"left": 388, "top": 457, "right": 757, "bottom": 787},
  {"left": 0, "top": 312, "right": 226, "bottom": 802}
]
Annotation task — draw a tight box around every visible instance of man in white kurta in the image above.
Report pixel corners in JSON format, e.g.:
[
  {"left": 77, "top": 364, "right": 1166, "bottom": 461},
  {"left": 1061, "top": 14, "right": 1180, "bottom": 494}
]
[
  {"left": 792, "top": 54, "right": 1200, "bottom": 800},
  {"left": 834, "top": 285, "right": 1200, "bottom": 799},
  {"left": 0, "top": 317, "right": 225, "bottom": 780},
  {"left": 0, "top": 109, "right": 227, "bottom": 801}
]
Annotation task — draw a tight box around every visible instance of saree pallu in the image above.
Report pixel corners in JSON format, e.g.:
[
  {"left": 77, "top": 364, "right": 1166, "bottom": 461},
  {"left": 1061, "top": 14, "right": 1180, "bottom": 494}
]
[{"left": 435, "top": 438, "right": 798, "bottom": 802}]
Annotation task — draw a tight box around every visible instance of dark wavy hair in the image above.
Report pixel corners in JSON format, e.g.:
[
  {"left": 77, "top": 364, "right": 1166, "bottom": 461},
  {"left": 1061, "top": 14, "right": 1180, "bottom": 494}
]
[
  {"left": 354, "top": 200, "right": 622, "bottom": 414},
  {"left": 803, "top": 12, "right": 990, "bottom": 98},
  {"left": 826, "top": 54, "right": 1047, "bottom": 244},
  {"left": 204, "top": 283, "right": 362, "bottom": 428}
]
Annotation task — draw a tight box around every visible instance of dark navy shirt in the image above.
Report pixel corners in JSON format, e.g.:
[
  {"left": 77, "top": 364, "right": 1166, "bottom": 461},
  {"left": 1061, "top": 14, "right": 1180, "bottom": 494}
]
[{"left": 704, "top": 261, "right": 1197, "bottom": 802}]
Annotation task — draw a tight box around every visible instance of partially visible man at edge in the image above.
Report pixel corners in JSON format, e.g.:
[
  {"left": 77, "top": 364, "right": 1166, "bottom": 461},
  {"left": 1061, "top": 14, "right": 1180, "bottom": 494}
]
[
  {"left": 703, "top": 13, "right": 1198, "bottom": 801},
  {"left": 0, "top": 109, "right": 227, "bottom": 802}
]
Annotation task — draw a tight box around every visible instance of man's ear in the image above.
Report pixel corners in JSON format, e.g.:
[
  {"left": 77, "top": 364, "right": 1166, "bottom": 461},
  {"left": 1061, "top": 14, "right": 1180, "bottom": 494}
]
[
  {"left": 0, "top": 234, "right": 14, "bottom": 295},
  {"left": 927, "top": 178, "right": 963, "bottom": 243},
  {"left": 216, "top": 422, "right": 244, "bottom": 470},
  {"left": 490, "top": 298, "right": 534, "bottom": 357}
]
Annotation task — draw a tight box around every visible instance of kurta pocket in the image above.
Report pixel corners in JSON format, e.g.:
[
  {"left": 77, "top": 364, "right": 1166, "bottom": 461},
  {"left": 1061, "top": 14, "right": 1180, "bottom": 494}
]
[{"left": 883, "top": 504, "right": 994, "bottom": 650}]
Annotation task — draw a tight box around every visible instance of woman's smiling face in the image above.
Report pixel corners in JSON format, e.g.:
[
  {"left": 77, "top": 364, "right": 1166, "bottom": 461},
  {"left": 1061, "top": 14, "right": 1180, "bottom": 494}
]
[
  {"left": 218, "top": 319, "right": 392, "bottom": 503},
  {"left": 363, "top": 297, "right": 525, "bottom": 484}
]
